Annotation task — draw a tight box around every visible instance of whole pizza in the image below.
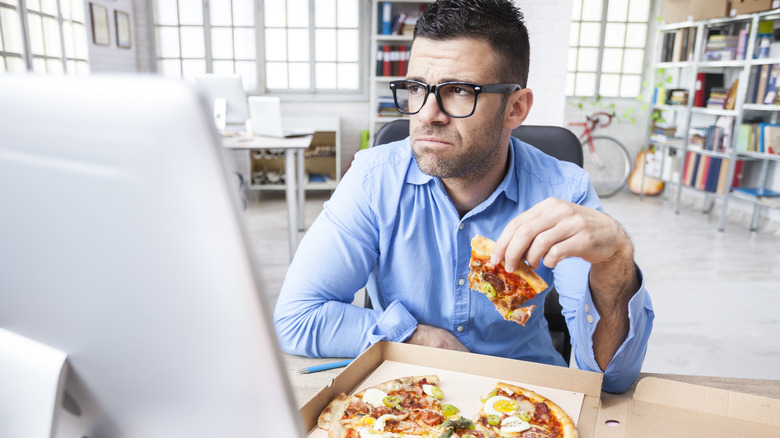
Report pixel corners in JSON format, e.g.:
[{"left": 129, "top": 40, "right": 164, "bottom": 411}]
[{"left": 316, "top": 375, "right": 577, "bottom": 438}]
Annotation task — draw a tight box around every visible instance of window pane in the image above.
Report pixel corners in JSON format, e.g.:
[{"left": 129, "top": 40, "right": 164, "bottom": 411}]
[
  {"left": 211, "top": 27, "right": 234, "bottom": 59},
  {"left": 600, "top": 73, "right": 620, "bottom": 96},
  {"left": 73, "top": 23, "right": 88, "bottom": 58},
  {"left": 180, "top": 27, "right": 205, "bottom": 58},
  {"left": 620, "top": 74, "right": 641, "bottom": 97},
  {"left": 158, "top": 26, "right": 181, "bottom": 58},
  {"left": 316, "top": 62, "right": 336, "bottom": 88},
  {"left": 566, "top": 72, "right": 575, "bottom": 95},
  {"left": 0, "top": 29, "right": 3, "bottom": 51},
  {"left": 575, "top": 72, "right": 596, "bottom": 96},
  {"left": 28, "top": 14, "right": 44, "bottom": 56},
  {"left": 316, "top": 0, "right": 336, "bottom": 27},
  {"left": 63, "top": 21, "right": 75, "bottom": 58},
  {"left": 265, "top": 0, "right": 285, "bottom": 26},
  {"left": 61, "top": 0, "right": 71, "bottom": 19},
  {"left": 579, "top": 22, "right": 601, "bottom": 47},
  {"left": 604, "top": 23, "right": 625, "bottom": 47},
  {"left": 581, "top": 0, "right": 602, "bottom": 21},
  {"left": 71, "top": 0, "right": 84, "bottom": 22},
  {"left": 213, "top": 59, "right": 235, "bottom": 75},
  {"left": 628, "top": 0, "right": 649, "bottom": 22},
  {"left": 338, "top": 62, "right": 358, "bottom": 89},
  {"left": 234, "top": 28, "right": 255, "bottom": 59},
  {"left": 571, "top": 0, "right": 582, "bottom": 20},
  {"left": 41, "top": 0, "right": 56, "bottom": 15},
  {"left": 178, "top": 0, "right": 203, "bottom": 25},
  {"left": 570, "top": 22, "right": 580, "bottom": 46},
  {"left": 210, "top": 0, "right": 232, "bottom": 26},
  {"left": 337, "top": 0, "right": 358, "bottom": 28},
  {"left": 0, "top": 0, "right": 19, "bottom": 6},
  {"left": 32, "top": 57, "right": 46, "bottom": 72},
  {"left": 568, "top": 48, "right": 578, "bottom": 71},
  {"left": 607, "top": 0, "right": 628, "bottom": 21},
  {"left": 47, "top": 58, "right": 64, "bottom": 74},
  {"left": 235, "top": 61, "right": 257, "bottom": 90},
  {"left": 265, "top": 29, "right": 287, "bottom": 60},
  {"left": 44, "top": 16, "right": 62, "bottom": 57},
  {"left": 27, "top": 0, "right": 40, "bottom": 11},
  {"left": 625, "top": 23, "right": 646, "bottom": 48},
  {"left": 288, "top": 62, "right": 309, "bottom": 88},
  {"left": 287, "top": 0, "right": 308, "bottom": 27},
  {"left": 315, "top": 29, "right": 336, "bottom": 61},
  {"left": 577, "top": 47, "right": 598, "bottom": 72},
  {"left": 266, "top": 62, "right": 288, "bottom": 88},
  {"left": 337, "top": 29, "right": 358, "bottom": 62},
  {"left": 1, "top": 8, "right": 23, "bottom": 52},
  {"left": 287, "top": 28, "right": 308, "bottom": 61},
  {"left": 602, "top": 48, "right": 622, "bottom": 73},
  {"left": 233, "top": 0, "right": 254, "bottom": 26},
  {"left": 75, "top": 60, "right": 89, "bottom": 74},
  {"left": 66, "top": 59, "right": 76, "bottom": 73},
  {"left": 156, "top": 0, "right": 179, "bottom": 25},
  {"left": 0, "top": 58, "right": 6, "bottom": 73},
  {"left": 182, "top": 59, "right": 207, "bottom": 80},
  {"left": 622, "top": 48, "right": 644, "bottom": 74},
  {"left": 6, "top": 56, "right": 25, "bottom": 72}
]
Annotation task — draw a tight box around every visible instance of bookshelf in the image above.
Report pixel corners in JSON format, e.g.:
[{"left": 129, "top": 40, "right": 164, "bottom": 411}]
[
  {"left": 647, "top": 10, "right": 780, "bottom": 231},
  {"left": 369, "top": 0, "right": 433, "bottom": 145}
]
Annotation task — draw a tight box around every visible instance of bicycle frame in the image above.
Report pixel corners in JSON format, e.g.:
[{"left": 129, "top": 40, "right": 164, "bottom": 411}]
[{"left": 567, "top": 111, "right": 615, "bottom": 154}]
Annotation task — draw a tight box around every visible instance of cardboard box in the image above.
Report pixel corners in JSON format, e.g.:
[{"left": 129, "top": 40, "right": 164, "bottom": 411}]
[
  {"left": 301, "top": 342, "right": 780, "bottom": 437},
  {"left": 731, "top": 0, "right": 778, "bottom": 16},
  {"left": 689, "top": 0, "right": 730, "bottom": 21},
  {"left": 661, "top": 0, "right": 692, "bottom": 24}
]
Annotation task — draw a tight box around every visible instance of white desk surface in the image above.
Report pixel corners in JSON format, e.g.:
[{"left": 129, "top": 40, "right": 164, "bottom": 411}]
[{"left": 222, "top": 134, "right": 312, "bottom": 149}]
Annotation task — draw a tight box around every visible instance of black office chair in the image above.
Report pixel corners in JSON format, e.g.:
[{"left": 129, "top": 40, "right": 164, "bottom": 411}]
[{"left": 369, "top": 119, "right": 582, "bottom": 364}]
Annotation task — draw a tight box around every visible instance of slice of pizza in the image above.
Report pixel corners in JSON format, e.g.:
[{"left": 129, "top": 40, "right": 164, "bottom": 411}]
[
  {"left": 317, "top": 375, "right": 458, "bottom": 437},
  {"left": 475, "top": 382, "right": 577, "bottom": 438},
  {"left": 468, "top": 235, "right": 548, "bottom": 326}
]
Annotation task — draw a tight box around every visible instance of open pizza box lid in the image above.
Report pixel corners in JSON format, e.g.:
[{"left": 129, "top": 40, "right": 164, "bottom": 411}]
[{"left": 299, "top": 342, "right": 780, "bottom": 437}]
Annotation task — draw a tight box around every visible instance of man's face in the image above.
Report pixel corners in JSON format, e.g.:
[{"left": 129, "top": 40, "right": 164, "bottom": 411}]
[{"left": 406, "top": 37, "right": 509, "bottom": 180}]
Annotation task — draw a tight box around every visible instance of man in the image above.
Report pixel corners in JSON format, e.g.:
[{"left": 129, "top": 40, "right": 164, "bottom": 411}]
[{"left": 274, "top": 0, "right": 653, "bottom": 393}]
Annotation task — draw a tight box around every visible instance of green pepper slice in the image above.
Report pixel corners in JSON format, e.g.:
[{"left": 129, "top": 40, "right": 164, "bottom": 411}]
[
  {"left": 383, "top": 395, "right": 402, "bottom": 410},
  {"left": 486, "top": 414, "right": 501, "bottom": 426},
  {"left": 481, "top": 282, "right": 497, "bottom": 298},
  {"left": 441, "top": 403, "right": 460, "bottom": 417}
]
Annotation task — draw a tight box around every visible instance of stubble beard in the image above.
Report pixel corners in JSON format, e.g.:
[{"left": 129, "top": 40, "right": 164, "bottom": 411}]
[{"left": 411, "top": 108, "right": 506, "bottom": 185}]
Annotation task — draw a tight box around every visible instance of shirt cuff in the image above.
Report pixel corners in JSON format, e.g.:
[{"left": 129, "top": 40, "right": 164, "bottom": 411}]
[{"left": 367, "top": 299, "right": 419, "bottom": 345}]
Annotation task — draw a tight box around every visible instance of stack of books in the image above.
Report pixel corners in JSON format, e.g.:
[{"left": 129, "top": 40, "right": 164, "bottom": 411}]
[
  {"left": 703, "top": 34, "right": 739, "bottom": 61},
  {"left": 706, "top": 88, "right": 728, "bottom": 108}
]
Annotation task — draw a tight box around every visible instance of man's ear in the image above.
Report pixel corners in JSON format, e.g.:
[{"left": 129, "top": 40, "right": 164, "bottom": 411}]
[{"left": 504, "top": 88, "right": 534, "bottom": 130}]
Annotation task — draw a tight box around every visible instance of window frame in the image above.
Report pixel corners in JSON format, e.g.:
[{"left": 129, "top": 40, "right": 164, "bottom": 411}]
[
  {"left": 567, "top": 0, "right": 654, "bottom": 99},
  {"left": 151, "top": 0, "right": 369, "bottom": 100}
]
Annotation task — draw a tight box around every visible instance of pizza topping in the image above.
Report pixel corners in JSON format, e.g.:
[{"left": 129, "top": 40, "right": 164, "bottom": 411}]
[
  {"left": 484, "top": 395, "right": 519, "bottom": 416},
  {"left": 500, "top": 415, "right": 532, "bottom": 433},
  {"left": 374, "top": 413, "right": 408, "bottom": 431},
  {"left": 441, "top": 403, "right": 460, "bottom": 417},
  {"left": 486, "top": 414, "right": 501, "bottom": 426},
  {"left": 482, "top": 272, "right": 505, "bottom": 293},
  {"left": 422, "top": 384, "right": 444, "bottom": 399},
  {"left": 362, "top": 388, "right": 389, "bottom": 408},
  {"left": 382, "top": 395, "right": 403, "bottom": 411}
]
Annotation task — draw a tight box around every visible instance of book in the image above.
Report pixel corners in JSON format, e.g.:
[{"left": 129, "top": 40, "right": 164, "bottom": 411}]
[
  {"left": 756, "top": 64, "right": 772, "bottom": 105},
  {"left": 764, "top": 64, "right": 780, "bottom": 104},
  {"left": 732, "top": 187, "right": 780, "bottom": 197},
  {"left": 380, "top": 2, "right": 392, "bottom": 35},
  {"left": 761, "top": 123, "right": 780, "bottom": 155},
  {"left": 724, "top": 79, "right": 739, "bottom": 110}
]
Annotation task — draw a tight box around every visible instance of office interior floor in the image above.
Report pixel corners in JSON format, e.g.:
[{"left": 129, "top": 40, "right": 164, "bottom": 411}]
[{"left": 245, "top": 189, "right": 780, "bottom": 381}]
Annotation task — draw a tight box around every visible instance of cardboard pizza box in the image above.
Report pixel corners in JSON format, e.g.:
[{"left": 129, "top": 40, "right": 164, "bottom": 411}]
[
  {"left": 300, "top": 342, "right": 603, "bottom": 437},
  {"left": 300, "top": 342, "right": 780, "bottom": 437}
]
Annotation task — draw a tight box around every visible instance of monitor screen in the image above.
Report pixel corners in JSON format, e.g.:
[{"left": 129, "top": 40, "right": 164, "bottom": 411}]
[
  {"left": 194, "top": 74, "right": 251, "bottom": 127},
  {"left": 0, "top": 74, "right": 305, "bottom": 438}
]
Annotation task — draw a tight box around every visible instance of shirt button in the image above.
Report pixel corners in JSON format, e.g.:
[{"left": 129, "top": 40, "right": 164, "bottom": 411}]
[
  {"left": 457, "top": 326, "right": 464, "bottom": 332},
  {"left": 584, "top": 304, "right": 590, "bottom": 313},
  {"left": 459, "top": 223, "right": 465, "bottom": 230},
  {"left": 587, "top": 314, "right": 594, "bottom": 324},
  {"left": 458, "top": 278, "right": 465, "bottom": 286}
]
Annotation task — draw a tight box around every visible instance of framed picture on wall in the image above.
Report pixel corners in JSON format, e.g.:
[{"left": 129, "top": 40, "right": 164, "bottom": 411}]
[
  {"left": 115, "top": 10, "right": 131, "bottom": 49},
  {"left": 90, "top": 3, "right": 110, "bottom": 46}
]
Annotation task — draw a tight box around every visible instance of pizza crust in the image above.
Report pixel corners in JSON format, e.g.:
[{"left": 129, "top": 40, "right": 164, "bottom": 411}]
[
  {"left": 496, "top": 382, "right": 578, "bottom": 438},
  {"left": 470, "top": 235, "right": 548, "bottom": 293}
]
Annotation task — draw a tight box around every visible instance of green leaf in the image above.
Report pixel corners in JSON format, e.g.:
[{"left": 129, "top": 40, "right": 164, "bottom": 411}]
[{"left": 578, "top": 102, "right": 583, "bottom": 109}]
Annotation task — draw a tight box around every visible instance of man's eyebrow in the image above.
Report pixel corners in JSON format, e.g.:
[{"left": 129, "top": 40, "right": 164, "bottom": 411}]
[{"left": 404, "top": 76, "right": 477, "bottom": 84}]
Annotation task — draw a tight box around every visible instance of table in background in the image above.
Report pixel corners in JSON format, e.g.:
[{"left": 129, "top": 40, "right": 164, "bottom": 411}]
[
  {"left": 223, "top": 134, "right": 312, "bottom": 261},
  {"left": 283, "top": 353, "right": 780, "bottom": 407}
]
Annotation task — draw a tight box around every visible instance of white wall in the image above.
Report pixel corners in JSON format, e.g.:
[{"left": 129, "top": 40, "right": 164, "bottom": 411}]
[{"left": 84, "top": 0, "right": 139, "bottom": 72}]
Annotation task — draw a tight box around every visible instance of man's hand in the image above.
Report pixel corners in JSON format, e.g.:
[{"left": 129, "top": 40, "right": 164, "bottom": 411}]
[
  {"left": 491, "top": 198, "right": 639, "bottom": 370},
  {"left": 405, "top": 324, "right": 469, "bottom": 352}
]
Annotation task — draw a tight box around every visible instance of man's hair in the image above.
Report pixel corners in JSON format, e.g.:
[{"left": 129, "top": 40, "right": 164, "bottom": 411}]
[{"left": 414, "top": 0, "right": 530, "bottom": 87}]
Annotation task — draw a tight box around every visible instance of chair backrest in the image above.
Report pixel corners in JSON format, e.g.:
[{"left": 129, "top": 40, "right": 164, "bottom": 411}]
[{"left": 371, "top": 119, "right": 576, "bottom": 363}]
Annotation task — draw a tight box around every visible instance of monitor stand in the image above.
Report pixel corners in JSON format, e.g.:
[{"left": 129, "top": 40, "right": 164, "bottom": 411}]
[{"left": 0, "top": 328, "right": 68, "bottom": 438}]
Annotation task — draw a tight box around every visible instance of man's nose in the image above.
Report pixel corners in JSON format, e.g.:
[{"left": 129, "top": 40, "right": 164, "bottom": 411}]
[{"left": 415, "top": 94, "right": 449, "bottom": 125}]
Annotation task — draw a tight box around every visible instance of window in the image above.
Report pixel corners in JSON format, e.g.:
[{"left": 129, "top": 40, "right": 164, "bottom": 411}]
[
  {"left": 153, "top": 0, "right": 362, "bottom": 94},
  {"left": 0, "top": 0, "right": 89, "bottom": 75},
  {"left": 567, "top": 0, "right": 651, "bottom": 98}
]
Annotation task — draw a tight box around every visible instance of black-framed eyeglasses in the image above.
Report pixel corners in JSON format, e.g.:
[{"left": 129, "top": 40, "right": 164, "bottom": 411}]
[{"left": 389, "top": 80, "right": 522, "bottom": 118}]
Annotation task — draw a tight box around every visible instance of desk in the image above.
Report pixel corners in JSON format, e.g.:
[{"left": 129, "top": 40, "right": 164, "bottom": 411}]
[
  {"left": 223, "top": 135, "right": 312, "bottom": 260},
  {"left": 283, "top": 353, "right": 780, "bottom": 408}
]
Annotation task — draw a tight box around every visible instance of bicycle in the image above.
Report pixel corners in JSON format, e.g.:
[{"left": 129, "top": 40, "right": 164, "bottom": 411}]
[{"left": 568, "top": 111, "right": 632, "bottom": 198}]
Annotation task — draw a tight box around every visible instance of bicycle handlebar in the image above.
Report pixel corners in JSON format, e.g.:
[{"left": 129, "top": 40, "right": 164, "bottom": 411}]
[{"left": 585, "top": 111, "right": 614, "bottom": 130}]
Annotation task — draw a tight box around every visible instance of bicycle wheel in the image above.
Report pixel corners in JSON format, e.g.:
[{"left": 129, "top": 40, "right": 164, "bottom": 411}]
[{"left": 581, "top": 135, "right": 632, "bottom": 198}]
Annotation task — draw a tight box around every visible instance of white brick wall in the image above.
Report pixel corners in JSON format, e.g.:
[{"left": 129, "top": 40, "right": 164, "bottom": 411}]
[{"left": 83, "top": 0, "right": 139, "bottom": 72}]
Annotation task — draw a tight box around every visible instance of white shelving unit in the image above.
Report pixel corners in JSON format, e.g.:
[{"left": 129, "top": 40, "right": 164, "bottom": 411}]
[{"left": 648, "top": 9, "right": 780, "bottom": 231}]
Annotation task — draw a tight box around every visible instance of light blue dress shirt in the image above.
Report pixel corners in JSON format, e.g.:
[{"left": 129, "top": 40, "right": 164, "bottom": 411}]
[{"left": 273, "top": 136, "right": 654, "bottom": 393}]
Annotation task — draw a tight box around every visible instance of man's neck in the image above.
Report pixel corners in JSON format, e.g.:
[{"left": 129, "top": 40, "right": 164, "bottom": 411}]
[{"left": 441, "top": 140, "right": 511, "bottom": 217}]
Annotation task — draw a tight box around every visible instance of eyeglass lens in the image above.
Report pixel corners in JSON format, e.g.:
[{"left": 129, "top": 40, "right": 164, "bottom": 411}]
[{"left": 393, "top": 82, "right": 477, "bottom": 118}]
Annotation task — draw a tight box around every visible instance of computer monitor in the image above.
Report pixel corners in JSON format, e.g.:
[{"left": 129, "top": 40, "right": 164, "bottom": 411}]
[
  {"left": 0, "top": 74, "right": 305, "bottom": 438},
  {"left": 194, "top": 74, "right": 251, "bottom": 130}
]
